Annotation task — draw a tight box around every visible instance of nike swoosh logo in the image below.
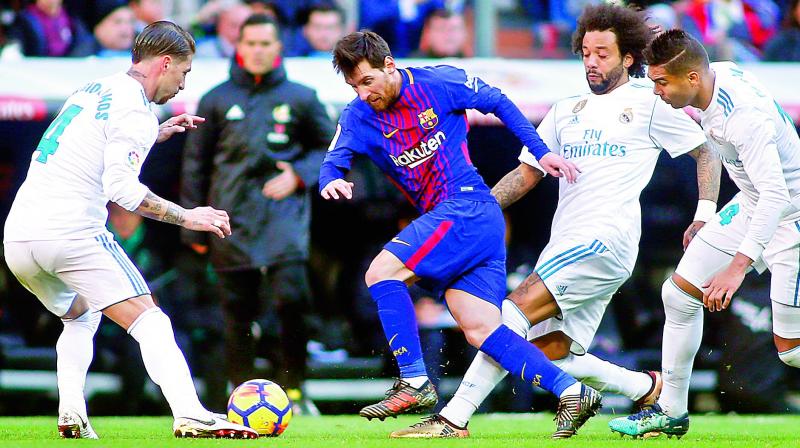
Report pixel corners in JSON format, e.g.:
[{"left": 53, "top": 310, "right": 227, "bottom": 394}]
[
  {"left": 389, "top": 333, "right": 399, "bottom": 345},
  {"left": 181, "top": 417, "right": 217, "bottom": 426},
  {"left": 383, "top": 129, "right": 399, "bottom": 138},
  {"left": 391, "top": 237, "right": 411, "bottom": 246}
]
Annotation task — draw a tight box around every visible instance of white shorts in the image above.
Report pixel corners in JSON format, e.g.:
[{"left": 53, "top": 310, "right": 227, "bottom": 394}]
[
  {"left": 676, "top": 193, "right": 800, "bottom": 309},
  {"left": 4, "top": 233, "right": 150, "bottom": 317},
  {"left": 526, "top": 238, "right": 630, "bottom": 355}
]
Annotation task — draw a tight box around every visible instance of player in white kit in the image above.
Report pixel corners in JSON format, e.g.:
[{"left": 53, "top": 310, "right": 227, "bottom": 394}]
[
  {"left": 3, "top": 21, "right": 258, "bottom": 439},
  {"left": 390, "top": 5, "right": 719, "bottom": 438},
  {"left": 609, "top": 29, "right": 800, "bottom": 438}
]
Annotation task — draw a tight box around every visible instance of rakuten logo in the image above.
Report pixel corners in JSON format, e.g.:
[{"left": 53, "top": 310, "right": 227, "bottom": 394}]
[{"left": 390, "top": 131, "right": 446, "bottom": 168}]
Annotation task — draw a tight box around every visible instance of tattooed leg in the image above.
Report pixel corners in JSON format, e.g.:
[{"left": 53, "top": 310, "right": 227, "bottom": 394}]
[{"left": 508, "top": 271, "right": 560, "bottom": 326}]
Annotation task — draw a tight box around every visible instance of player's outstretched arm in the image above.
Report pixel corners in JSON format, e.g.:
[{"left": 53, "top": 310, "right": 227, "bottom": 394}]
[
  {"left": 491, "top": 163, "right": 544, "bottom": 209},
  {"left": 320, "top": 178, "right": 355, "bottom": 200},
  {"left": 134, "top": 191, "right": 231, "bottom": 238},
  {"left": 683, "top": 143, "right": 722, "bottom": 249}
]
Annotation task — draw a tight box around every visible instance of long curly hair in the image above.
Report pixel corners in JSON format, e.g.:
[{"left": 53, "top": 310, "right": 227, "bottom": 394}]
[{"left": 571, "top": 3, "right": 652, "bottom": 78}]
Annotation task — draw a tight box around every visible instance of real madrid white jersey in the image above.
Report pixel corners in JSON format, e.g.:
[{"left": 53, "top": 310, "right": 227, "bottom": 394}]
[
  {"left": 4, "top": 72, "right": 158, "bottom": 241},
  {"left": 697, "top": 62, "right": 800, "bottom": 261},
  {"left": 520, "top": 80, "right": 706, "bottom": 273}
]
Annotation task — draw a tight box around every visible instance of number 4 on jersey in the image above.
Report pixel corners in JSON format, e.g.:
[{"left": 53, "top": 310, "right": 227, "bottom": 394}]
[
  {"left": 719, "top": 203, "right": 740, "bottom": 226},
  {"left": 35, "top": 104, "right": 83, "bottom": 163}
]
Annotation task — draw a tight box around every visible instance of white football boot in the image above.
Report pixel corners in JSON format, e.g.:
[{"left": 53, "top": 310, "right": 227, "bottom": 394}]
[
  {"left": 173, "top": 414, "right": 259, "bottom": 439},
  {"left": 57, "top": 411, "right": 99, "bottom": 439}
]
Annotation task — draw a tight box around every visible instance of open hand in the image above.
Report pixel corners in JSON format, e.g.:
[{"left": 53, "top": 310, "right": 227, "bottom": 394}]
[
  {"left": 157, "top": 114, "right": 205, "bottom": 143},
  {"left": 320, "top": 178, "right": 354, "bottom": 200},
  {"left": 262, "top": 161, "right": 301, "bottom": 200},
  {"left": 682, "top": 221, "right": 705, "bottom": 250}
]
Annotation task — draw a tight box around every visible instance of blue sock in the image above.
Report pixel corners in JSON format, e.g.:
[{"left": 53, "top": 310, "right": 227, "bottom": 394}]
[
  {"left": 368, "top": 280, "right": 427, "bottom": 378},
  {"left": 480, "top": 324, "right": 576, "bottom": 396}
]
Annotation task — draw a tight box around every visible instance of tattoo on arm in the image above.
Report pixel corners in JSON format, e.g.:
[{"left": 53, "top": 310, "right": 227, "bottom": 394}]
[
  {"left": 134, "top": 191, "right": 186, "bottom": 226},
  {"left": 689, "top": 143, "right": 721, "bottom": 202},
  {"left": 491, "top": 164, "right": 543, "bottom": 209}
]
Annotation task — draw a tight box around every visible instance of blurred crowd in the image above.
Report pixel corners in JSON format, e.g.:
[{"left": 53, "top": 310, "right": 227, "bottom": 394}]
[
  {"left": 0, "top": 0, "right": 798, "bottom": 61},
  {"left": 1, "top": 0, "right": 799, "bottom": 416}
]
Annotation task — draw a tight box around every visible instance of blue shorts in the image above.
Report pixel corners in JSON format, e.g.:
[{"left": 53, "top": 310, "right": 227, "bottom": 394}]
[{"left": 384, "top": 194, "right": 507, "bottom": 308}]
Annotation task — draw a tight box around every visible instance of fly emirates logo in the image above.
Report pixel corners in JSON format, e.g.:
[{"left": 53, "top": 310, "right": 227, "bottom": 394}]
[
  {"left": 563, "top": 128, "right": 627, "bottom": 159},
  {"left": 390, "top": 131, "right": 446, "bottom": 169}
]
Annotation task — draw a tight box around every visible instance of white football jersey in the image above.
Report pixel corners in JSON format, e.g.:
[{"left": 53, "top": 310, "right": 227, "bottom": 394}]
[
  {"left": 4, "top": 72, "right": 157, "bottom": 241},
  {"left": 697, "top": 62, "right": 800, "bottom": 261},
  {"left": 520, "top": 80, "right": 706, "bottom": 272}
]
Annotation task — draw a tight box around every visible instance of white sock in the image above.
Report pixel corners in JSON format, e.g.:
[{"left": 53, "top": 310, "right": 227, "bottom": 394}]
[
  {"left": 127, "top": 307, "right": 208, "bottom": 419},
  {"left": 553, "top": 353, "right": 652, "bottom": 400},
  {"left": 440, "top": 300, "right": 530, "bottom": 427},
  {"left": 559, "top": 382, "right": 582, "bottom": 398},
  {"left": 403, "top": 376, "right": 428, "bottom": 388},
  {"left": 56, "top": 310, "right": 101, "bottom": 419},
  {"left": 659, "top": 278, "right": 703, "bottom": 418}
]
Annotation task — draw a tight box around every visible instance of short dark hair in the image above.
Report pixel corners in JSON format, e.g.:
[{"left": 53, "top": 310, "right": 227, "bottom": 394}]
[
  {"left": 427, "top": 8, "right": 457, "bottom": 23},
  {"left": 332, "top": 30, "right": 392, "bottom": 77},
  {"left": 644, "top": 29, "right": 709, "bottom": 75},
  {"left": 298, "top": 2, "right": 344, "bottom": 26},
  {"left": 571, "top": 3, "right": 652, "bottom": 78},
  {"left": 132, "top": 21, "right": 195, "bottom": 63},
  {"left": 239, "top": 13, "right": 281, "bottom": 41}
]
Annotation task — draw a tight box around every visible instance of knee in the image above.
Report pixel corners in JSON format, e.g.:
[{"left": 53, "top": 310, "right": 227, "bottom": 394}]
[
  {"left": 662, "top": 276, "right": 702, "bottom": 315},
  {"left": 60, "top": 309, "right": 102, "bottom": 334},
  {"left": 364, "top": 265, "right": 383, "bottom": 287},
  {"left": 364, "top": 253, "right": 396, "bottom": 286},
  {"left": 777, "top": 346, "right": 800, "bottom": 368},
  {"left": 778, "top": 348, "right": 800, "bottom": 368},
  {"left": 462, "top": 323, "right": 496, "bottom": 349}
]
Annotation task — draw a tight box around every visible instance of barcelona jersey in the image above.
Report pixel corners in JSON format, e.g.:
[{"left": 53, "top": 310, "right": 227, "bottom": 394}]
[
  {"left": 320, "top": 65, "right": 550, "bottom": 213},
  {"left": 319, "top": 65, "right": 550, "bottom": 305}
]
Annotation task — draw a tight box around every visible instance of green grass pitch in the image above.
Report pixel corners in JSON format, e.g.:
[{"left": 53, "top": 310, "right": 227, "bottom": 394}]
[{"left": 0, "top": 414, "right": 797, "bottom": 447}]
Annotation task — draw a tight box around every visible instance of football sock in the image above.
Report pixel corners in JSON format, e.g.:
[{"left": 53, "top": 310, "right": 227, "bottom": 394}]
[
  {"left": 553, "top": 353, "right": 652, "bottom": 399},
  {"left": 56, "top": 310, "right": 101, "bottom": 419},
  {"left": 659, "top": 278, "right": 703, "bottom": 418},
  {"left": 127, "top": 307, "right": 209, "bottom": 419},
  {"left": 440, "top": 300, "right": 527, "bottom": 426},
  {"left": 480, "top": 324, "right": 577, "bottom": 397},
  {"left": 368, "top": 280, "right": 427, "bottom": 379}
]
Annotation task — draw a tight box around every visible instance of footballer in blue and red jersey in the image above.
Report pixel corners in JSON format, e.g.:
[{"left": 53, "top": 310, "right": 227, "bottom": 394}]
[{"left": 319, "top": 64, "right": 553, "bottom": 306}]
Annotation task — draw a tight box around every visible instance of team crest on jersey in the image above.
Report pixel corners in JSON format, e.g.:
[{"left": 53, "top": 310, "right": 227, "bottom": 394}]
[
  {"left": 572, "top": 99, "right": 587, "bottom": 113},
  {"left": 272, "top": 104, "right": 291, "bottom": 124},
  {"left": 619, "top": 108, "right": 633, "bottom": 124},
  {"left": 418, "top": 108, "right": 438, "bottom": 130},
  {"left": 127, "top": 150, "right": 141, "bottom": 169}
]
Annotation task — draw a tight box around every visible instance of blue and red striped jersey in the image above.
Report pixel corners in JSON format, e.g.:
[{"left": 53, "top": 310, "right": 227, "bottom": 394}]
[{"left": 319, "top": 65, "right": 550, "bottom": 213}]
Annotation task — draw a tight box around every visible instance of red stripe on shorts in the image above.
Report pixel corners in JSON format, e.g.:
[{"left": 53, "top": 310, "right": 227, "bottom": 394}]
[{"left": 406, "top": 220, "right": 454, "bottom": 271}]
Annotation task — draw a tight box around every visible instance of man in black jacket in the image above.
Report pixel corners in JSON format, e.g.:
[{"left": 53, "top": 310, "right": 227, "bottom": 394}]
[{"left": 181, "top": 13, "right": 335, "bottom": 412}]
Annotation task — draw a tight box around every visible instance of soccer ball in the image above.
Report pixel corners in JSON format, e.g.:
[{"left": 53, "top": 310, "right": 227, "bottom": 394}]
[{"left": 227, "top": 379, "right": 293, "bottom": 436}]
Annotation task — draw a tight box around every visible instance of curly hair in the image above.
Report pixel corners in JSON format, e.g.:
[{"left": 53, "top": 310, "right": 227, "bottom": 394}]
[
  {"left": 571, "top": 3, "right": 652, "bottom": 78},
  {"left": 644, "top": 29, "right": 709, "bottom": 75}
]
